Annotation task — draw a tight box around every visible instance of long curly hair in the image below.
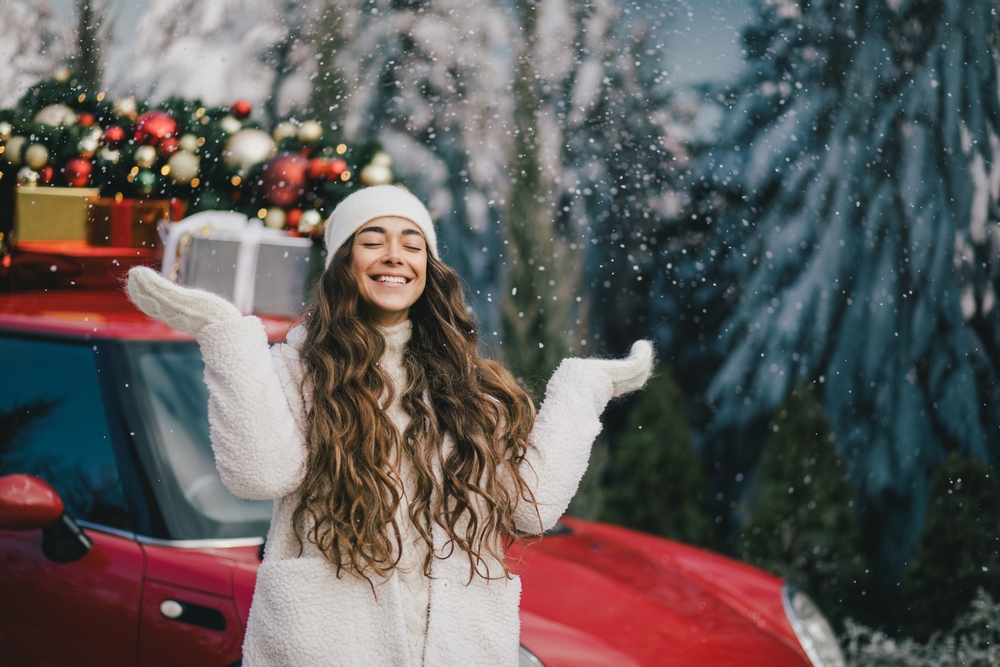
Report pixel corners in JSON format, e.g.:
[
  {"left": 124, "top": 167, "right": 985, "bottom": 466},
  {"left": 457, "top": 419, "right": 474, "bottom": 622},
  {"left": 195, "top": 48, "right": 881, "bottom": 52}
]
[{"left": 293, "top": 240, "right": 537, "bottom": 582}]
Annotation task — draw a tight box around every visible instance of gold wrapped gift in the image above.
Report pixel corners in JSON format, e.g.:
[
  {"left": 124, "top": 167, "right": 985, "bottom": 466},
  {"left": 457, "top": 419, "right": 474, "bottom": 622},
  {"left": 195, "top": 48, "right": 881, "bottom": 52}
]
[{"left": 14, "top": 186, "right": 102, "bottom": 242}]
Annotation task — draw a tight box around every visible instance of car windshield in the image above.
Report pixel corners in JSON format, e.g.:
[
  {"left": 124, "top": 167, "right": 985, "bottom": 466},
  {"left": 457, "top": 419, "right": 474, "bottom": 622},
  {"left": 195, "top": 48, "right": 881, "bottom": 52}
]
[{"left": 125, "top": 342, "right": 272, "bottom": 540}]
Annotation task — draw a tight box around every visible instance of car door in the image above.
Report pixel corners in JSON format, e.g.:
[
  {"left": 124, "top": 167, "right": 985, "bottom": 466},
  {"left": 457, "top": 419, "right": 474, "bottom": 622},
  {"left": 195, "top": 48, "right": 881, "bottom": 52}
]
[{"left": 0, "top": 335, "right": 143, "bottom": 667}]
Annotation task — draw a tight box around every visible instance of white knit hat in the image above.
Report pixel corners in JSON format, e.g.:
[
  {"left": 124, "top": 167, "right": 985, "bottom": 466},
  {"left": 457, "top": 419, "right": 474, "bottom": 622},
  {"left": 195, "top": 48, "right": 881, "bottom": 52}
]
[{"left": 323, "top": 185, "right": 438, "bottom": 267}]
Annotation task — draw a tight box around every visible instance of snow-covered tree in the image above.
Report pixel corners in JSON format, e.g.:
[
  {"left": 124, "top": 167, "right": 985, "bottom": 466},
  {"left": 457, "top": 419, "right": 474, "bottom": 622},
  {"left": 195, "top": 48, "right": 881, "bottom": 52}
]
[
  {"left": 662, "top": 0, "right": 1000, "bottom": 615},
  {"left": 124, "top": 0, "right": 321, "bottom": 126},
  {"left": 0, "top": 0, "right": 68, "bottom": 107}
]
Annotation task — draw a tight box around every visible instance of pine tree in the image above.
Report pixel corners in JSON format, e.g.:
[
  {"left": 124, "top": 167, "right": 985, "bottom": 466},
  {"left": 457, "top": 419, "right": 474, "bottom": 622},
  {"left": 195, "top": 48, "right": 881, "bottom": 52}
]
[
  {"left": 0, "top": 0, "right": 68, "bottom": 106},
  {"left": 657, "top": 0, "right": 1000, "bottom": 617},
  {"left": 899, "top": 452, "right": 1000, "bottom": 640},
  {"left": 740, "top": 382, "right": 868, "bottom": 629},
  {"left": 600, "top": 366, "right": 715, "bottom": 548}
]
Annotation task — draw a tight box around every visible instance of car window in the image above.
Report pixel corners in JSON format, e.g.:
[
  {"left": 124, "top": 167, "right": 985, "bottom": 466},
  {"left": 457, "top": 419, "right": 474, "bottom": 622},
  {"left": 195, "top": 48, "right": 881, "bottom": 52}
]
[
  {"left": 0, "top": 337, "right": 131, "bottom": 530},
  {"left": 128, "top": 343, "right": 272, "bottom": 540}
]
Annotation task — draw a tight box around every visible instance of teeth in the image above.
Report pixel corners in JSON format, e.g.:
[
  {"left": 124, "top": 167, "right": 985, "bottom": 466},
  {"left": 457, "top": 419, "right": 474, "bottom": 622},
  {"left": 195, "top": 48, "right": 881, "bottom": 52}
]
[{"left": 377, "top": 276, "right": 406, "bottom": 284}]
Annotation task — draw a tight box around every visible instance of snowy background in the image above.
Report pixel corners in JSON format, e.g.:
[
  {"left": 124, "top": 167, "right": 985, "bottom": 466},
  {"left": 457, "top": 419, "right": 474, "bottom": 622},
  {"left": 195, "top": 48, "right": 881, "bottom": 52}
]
[{"left": 8, "top": 0, "right": 1000, "bottom": 633}]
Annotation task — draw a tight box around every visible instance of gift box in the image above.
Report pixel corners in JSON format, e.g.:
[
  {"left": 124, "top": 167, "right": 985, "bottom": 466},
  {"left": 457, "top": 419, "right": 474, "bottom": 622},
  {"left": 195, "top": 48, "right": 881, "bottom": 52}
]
[
  {"left": 14, "top": 186, "right": 102, "bottom": 242},
  {"left": 87, "top": 198, "right": 175, "bottom": 249},
  {"left": 163, "top": 212, "right": 315, "bottom": 317}
]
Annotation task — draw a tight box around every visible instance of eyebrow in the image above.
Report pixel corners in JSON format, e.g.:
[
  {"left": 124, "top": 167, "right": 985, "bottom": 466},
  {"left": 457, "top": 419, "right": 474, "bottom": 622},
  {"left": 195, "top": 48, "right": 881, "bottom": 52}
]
[{"left": 357, "top": 225, "right": 424, "bottom": 238}]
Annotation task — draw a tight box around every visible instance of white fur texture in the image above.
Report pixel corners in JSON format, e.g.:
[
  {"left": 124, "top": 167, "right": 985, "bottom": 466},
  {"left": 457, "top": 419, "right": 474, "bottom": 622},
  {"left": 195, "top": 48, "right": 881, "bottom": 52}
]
[{"left": 194, "top": 315, "right": 650, "bottom": 666}]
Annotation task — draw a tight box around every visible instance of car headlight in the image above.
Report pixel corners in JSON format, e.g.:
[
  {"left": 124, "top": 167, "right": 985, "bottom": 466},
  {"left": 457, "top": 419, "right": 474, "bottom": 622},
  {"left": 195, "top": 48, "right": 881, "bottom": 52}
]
[
  {"left": 519, "top": 644, "right": 545, "bottom": 667},
  {"left": 781, "top": 584, "right": 845, "bottom": 667}
]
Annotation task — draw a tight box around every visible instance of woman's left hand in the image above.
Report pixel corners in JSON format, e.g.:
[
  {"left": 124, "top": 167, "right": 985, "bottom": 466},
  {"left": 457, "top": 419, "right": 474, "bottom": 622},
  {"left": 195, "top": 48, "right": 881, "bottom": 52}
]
[{"left": 586, "top": 340, "right": 655, "bottom": 397}]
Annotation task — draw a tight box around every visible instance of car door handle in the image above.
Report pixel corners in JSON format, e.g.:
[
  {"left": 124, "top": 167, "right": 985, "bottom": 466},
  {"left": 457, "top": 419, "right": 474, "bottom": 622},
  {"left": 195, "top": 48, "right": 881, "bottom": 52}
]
[{"left": 158, "top": 598, "right": 227, "bottom": 631}]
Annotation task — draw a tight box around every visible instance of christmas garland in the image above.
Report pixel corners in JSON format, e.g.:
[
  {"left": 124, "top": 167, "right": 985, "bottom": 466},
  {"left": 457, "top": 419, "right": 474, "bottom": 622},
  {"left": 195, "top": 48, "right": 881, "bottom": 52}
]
[{"left": 0, "top": 69, "right": 396, "bottom": 246}]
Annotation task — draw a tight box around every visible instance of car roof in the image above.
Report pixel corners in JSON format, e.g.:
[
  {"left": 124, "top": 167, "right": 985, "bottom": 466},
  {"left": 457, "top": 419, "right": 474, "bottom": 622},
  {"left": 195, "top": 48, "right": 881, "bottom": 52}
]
[{"left": 0, "top": 289, "right": 297, "bottom": 343}]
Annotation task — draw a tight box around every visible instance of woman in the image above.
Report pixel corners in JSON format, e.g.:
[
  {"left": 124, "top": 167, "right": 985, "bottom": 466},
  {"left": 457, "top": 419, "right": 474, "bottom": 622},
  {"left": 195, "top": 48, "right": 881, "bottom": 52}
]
[{"left": 127, "top": 185, "right": 653, "bottom": 667}]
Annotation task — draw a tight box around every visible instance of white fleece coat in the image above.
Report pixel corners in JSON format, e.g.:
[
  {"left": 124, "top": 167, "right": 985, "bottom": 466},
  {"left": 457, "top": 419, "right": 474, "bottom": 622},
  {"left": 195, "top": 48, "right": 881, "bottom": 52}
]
[{"left": 195, "top": 315, "right": 617, "bottom": 667}]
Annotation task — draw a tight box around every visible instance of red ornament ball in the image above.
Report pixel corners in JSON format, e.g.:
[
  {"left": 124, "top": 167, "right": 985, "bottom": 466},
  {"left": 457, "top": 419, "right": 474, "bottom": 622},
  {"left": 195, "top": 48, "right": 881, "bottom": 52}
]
[
  {"left": 261, "top": 153, "right": 309, "bottom": 207},
  {"left": 230, "top": 99, "right": 252, "bottom": 120},
  {"left": 159, "top": 137, "right": 180, "bottom": 156},
  {"left": 37, "top": 165, "right": 55, "bottom": 185},
  {"left": 103, "top": 125, "right": 126, "bottom": 148},
  {"left": 77, "top": 112, "right": 96, "bottom": 127},
  {"left": 307, "top": 157, "right": 331, "bottom": 181},
  {"left": 286, "top": 208, "right": 303, "bottom": 228},
  {"left": 63, "top": 158, "right": 92, "bottom": 187},
  {"left": 134, "top": 111, "right": 178, "bottom": 145},
  {"left": 329, "top": 158, "right": 348, "bottom": 178}
]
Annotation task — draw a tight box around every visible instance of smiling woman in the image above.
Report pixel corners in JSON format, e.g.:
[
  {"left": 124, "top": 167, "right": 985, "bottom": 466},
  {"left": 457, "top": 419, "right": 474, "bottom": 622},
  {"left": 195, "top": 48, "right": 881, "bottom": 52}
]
[
  {"left": 124, "top": 184, "right": 654, "bottom": 667},
  {"left": 350, "top": 216, "right": 428, "bottom": 327}
]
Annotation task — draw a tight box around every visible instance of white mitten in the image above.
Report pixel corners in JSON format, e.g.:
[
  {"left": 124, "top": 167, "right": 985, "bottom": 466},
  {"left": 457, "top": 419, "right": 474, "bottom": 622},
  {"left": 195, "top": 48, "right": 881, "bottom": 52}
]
[
  {"left": 598, "top": 340, "right": 655, "bottom": 397},
  {"left": 127, "top": 266, "right": 242, "bottom": 335}
]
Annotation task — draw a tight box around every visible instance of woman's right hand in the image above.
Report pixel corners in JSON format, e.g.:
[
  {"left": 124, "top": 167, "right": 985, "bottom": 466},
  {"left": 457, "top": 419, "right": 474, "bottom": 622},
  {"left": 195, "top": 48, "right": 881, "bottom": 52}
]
[{"left": 127, "top": 266, "right": 242, "bottom": 335}]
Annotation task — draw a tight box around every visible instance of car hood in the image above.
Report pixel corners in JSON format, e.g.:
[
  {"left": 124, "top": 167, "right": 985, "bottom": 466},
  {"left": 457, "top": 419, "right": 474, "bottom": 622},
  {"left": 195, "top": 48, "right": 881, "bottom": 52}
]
[{"left": 513, "top": 517, "right": 810, "bottom": 667}]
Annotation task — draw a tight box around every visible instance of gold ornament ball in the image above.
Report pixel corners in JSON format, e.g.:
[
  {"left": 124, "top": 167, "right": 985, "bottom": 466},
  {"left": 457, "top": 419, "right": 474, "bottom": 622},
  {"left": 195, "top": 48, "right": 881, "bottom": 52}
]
[
  {"left": 135, "top": 144, "right": 158, "bottom": 169},
  {"left": 219, "top": 115, "right": 243, "bottom": 134},
  {"left": 0, "top": 121, "right": 12, "bottom": 141},
  {"left": 167, "top": 151, "right": 200, "bottom": 184},
  {"left": 223, "top": 129, "right": 276, "bottom": 173},
  {"left": 264, "top": 207, "right": 287, "bottom": 230},
  {"left": 360, "top": 163, "right": 393, "bottom": 186},
  {"left": 35, "top": 104, "right": 77, "bottom": 126},
  {"left": 273, "top": 121, "right": 298, "bottom": 143},
  {"left": 299, "top": 209, "right": 322, "bottom": 234},
  {"left": 52, "top": 67, "right": 71, "bottom": 82},
  {"left": 17, "top": 166, "right": 39, "bottom": 186},
  {"left": 297, "top": 120, "right": 324, "bottom": 143},
  {"left": 179, "top": 134, "right": 200, "bottom": 153},
  {"left": 4, "top": 136, "right": 26, "bottom": 165},
  {"left": 371, "top": 151, "right": 393, "bottom": 168},
  {"left": 25, "top": 144, "right": 50, "bottom": 170}
]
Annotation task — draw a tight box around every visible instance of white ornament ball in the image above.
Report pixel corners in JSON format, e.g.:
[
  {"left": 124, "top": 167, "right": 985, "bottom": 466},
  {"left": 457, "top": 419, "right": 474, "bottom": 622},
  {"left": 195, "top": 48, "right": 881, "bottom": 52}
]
[
  {"left": 114, "top": 96, "right": 137, "bottom": 119},
  {"left": 4, "top": 136, "right": 26, "bottom": 165},
  {"left": 25, "top": 143, "right": 50, "bottom": 170},
  {"left": 167, "top": 151, "right": 200, "bottom": 184},
  {"left": 264, "top": 207, "right": 287, "bottom": 230},
  {"left": 297, "top": 120, "right": 324, "bottom": 144},
  {"left": 179, "top": 134, "right": 200, "bottom": 153},
  {"left": 35, "top": 104, "right": 77, "bottom": 127},
  {"left": 0, "top": 121, "right": 12, "bottom": 141},
  {"left": 360, "top": 163, "right": 393, "bottom": 186},
  {"left": 223, "top": 129, "right": 276, "bottom": 173},
  {"left": 135, "top": 144, "right": 158, "bottom": 169},
  {"left": 299, "top": 209, "right": 322, "bottom": 234},
  {"left": 273, "top": 121, "right": 298, "bottom": 143},
  {"left": 52, "top": 67, "right": 71, "bottom": 83},
  {"left": 78, "top": 137, "right": 99, "bottom": 159},
  {"left": 99, "top": 148, "right": 121, "bottom": 164},
  {"left": 17, "top": 166, "right": 39, "bottom": 186},
  {"left": 371, "top": 151, "right": 393, "bottom": 168},
  {"left": 219, "top": 115, "right": 243, "bottom": 135}
]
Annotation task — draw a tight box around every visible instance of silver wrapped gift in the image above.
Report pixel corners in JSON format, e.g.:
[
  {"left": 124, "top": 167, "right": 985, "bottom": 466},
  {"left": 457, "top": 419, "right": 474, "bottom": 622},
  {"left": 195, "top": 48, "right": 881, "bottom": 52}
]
[{"left": 161, "top": 212, "right": 316, "bottom": 317}]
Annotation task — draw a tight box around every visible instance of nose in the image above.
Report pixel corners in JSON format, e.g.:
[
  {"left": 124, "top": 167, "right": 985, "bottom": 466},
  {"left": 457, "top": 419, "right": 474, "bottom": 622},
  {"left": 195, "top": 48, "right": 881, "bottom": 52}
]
[{"left": 381, "top": 239, "right": 404, "bottom": 264}]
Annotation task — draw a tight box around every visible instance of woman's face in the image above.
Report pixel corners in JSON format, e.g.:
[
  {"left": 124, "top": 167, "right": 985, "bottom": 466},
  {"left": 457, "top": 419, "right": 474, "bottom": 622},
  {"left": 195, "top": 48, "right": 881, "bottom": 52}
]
[{"left": 349, "top": 216, "right": 428, "bottom": 327}]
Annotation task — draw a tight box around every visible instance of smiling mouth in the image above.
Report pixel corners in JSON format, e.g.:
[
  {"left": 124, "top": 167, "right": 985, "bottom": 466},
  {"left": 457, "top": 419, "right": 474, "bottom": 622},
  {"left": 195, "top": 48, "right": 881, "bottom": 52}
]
[{"left": 373, "top": 275, "right": 410, "bottom": 284}]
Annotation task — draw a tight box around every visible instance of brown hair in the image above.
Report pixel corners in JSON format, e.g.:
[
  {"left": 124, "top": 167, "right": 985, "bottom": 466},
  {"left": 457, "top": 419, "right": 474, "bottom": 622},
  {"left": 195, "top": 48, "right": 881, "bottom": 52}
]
[{"left": 293, "top": 240, "right": 537, "bottom": 582}]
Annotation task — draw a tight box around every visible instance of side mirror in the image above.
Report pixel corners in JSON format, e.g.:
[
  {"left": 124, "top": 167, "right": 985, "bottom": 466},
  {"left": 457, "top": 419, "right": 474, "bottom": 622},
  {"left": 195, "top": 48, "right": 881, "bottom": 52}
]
[
  {"left": 0, "top": 474, "right": 64, "bottom": 530},
  {"left": 0, "top": 474, "right": 93, "bottom": 563}
]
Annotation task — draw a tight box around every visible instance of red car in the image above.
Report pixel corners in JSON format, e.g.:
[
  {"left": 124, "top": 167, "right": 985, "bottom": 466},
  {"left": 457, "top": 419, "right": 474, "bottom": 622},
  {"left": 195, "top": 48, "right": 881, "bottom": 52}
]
[{"left": 0, "top": 244, "right": 844, "bottom": 667}]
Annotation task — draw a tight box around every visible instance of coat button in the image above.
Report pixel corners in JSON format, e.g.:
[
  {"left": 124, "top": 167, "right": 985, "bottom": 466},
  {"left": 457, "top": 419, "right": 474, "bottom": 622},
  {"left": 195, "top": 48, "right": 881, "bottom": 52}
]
[
  {"left": 160, "top": 600, "right": 184, "bottom": 619},
  {"left": 441, "top": 578, "right": 451, "bottom": 590}
]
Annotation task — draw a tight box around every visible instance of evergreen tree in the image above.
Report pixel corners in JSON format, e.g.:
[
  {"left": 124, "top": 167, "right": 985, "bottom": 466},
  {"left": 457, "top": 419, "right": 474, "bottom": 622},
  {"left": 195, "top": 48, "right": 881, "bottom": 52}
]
[
  {"left": 600, "top": 366, "right": 715, "bottom": 548},
  {"left": 899, "top": 452, "right": 1000, "bottom": 640},
  {"left": 740, "top": 382, "right": 868, "bottom": 629},
  {"left": 657, "top": 0, "right": 1000, "bottom": 617},
  {"left": 0, "top": 0, "right": 68, "bottom": 105}
]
